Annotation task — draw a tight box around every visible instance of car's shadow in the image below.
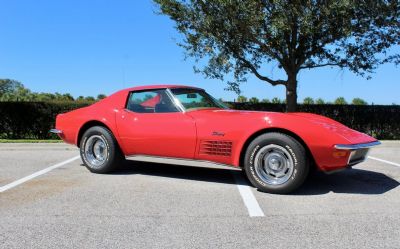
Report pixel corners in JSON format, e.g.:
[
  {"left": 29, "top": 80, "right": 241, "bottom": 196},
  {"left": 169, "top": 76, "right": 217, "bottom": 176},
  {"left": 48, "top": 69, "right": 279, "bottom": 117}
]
[
  {"left": 293, "top": 169, "right": 399, "bottom": 195},
  {"left": 109, "top": 161, "right": 399, "bottom": 195}
]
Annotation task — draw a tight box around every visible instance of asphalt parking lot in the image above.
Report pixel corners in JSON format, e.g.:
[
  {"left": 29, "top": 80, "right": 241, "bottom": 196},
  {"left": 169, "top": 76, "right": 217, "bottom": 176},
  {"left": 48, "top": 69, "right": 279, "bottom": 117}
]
[{"left": 1, "top": 142, "right": 400, "bottom": 248}]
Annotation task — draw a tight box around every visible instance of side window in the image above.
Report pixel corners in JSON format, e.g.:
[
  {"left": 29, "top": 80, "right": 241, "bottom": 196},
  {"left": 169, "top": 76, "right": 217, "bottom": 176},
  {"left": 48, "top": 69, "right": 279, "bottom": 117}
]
[{"left": 126, "top": 89, "right": 179, "bottom": 113}]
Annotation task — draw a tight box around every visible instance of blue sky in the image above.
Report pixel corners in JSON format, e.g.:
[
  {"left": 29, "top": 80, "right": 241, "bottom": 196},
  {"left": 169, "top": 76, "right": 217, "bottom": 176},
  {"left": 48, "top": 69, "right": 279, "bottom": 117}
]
[{"left": 0, "top": 0, "right": 399, "bottom": 104}]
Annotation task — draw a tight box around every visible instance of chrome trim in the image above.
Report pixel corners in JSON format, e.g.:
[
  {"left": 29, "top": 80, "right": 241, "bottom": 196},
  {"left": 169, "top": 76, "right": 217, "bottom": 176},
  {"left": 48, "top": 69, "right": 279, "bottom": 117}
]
[
  {"left": 166, "top": 88, "right": 186, "bottom": 113},
  {"left": 49, "top": 129, "right": 63, "bottom": 134},
  {"left": 348, "top": 156, "right": 368, "bottom": 166},
  {"left": 349, "top": 147, "right": 371, "bottom": 165},
  {"left": 126, "top": 155, "right": 241, "bottom": 170},
  {"left": 347, "top": 150, "right": 356, "bottom": 165},
  {"left": 334, "top": 141, "right": 381, "bottom": 150}
]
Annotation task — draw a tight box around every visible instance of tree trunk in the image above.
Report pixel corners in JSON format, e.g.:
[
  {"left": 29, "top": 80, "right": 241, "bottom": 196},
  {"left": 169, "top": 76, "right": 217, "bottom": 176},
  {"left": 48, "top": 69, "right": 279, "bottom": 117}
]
[{"left": 285, "top": 74, "right": 298, "bottom": 112}]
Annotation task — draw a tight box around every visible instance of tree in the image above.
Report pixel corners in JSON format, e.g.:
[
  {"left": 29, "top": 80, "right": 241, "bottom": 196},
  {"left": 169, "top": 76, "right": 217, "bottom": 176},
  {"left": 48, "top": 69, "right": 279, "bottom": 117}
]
[
  {"left": 0, "top": 80, "right": 99, "bottom": 102},
  {"left": 12, "top": 85, "right": 33, "bottom": 101},
  {"left": 0, "top": 79, "right": 23, "bottom": 96},
  {"left": 97, "top": 94, "right": 107, "bottom": 100},
  {"left": 261, "top": 98, "right": 270, "bottom": 103},
  {"left": 271, "top": 97, "right": 282, "bottom": 104},
  {"left": 303, "top": 97, "right": 314, "bottom": 105},
  {"left": 334, "top": 97, "right": 348, "bottom": 105},
  {"left": 315, "top": 98, "right": 325, "bottom": 105},
  {"left": 154, "top": 0, "right": 400, "bottom": 112},
  {"left": 352, "top": 97, "right": 368, "bottom": 105},
  {"left": 249, "top": 97, "right": 260, "bottom": 103},
  {"left": 236, "top": 95, "right": 247, "bottom": 103},
  {"left": 36, "top": 93, "right": 56, "bottom": 101},
  {"left": 62, "top": 93, "right": 74, "bottom": 101},
  {"left": 85, "top": 96, "right": 96, "bottom": 102}
]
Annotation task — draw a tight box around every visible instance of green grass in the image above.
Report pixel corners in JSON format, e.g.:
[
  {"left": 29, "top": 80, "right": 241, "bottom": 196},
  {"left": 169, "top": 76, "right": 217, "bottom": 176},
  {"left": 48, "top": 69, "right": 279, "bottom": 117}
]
[{"left": 0, "top": 139, "right": 63, "bottom": 143}]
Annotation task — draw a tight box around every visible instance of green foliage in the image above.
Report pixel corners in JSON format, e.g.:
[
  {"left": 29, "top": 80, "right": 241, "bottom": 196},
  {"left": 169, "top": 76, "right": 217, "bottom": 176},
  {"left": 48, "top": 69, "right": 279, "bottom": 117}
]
[
  {"left": 271, "top": 97, "right": 282, "bottom": 104},
  {"left": 0, "top": 79, "right": 23, "bottom": 96},
  {"left": 230, "top": 96, "right": 369, "bottom": 105},
  {"left": 334, "top": 97, "right": 348, "bottom": 105},
  {"left": 97, "top": 94, "right": 107, "bottom": 100},
  {"left": 85, "top": 96, "right": 96, "bottom": 102},
  {"left": 154, "top": 0, "right": 400, "bottom": 111},
  {"left": 352, "top": 98, "right": 368, "bottom": 105},
  {"left": 303, "top": 97, "right": 314, "bottom": 105},
  {"left": 0, "top": 83, "right": 33, "bottom": 101},
  {"left": 0, "top": 79, "right": 107, "bottom": 103},
  {"left": 0, "top": 139, "right": 63, "bottom": 143},
  {"left": 236, "top": 95, "right": 247, "bottom": 103},
  {"left": 249, "top": 97, "right": 259, "bottom": 103},
  {"left": 315, "top": 98, "right": 325, "bottom": 105},
  {"left": 261, "top": 98, "right": 270, "bottom": 103}
]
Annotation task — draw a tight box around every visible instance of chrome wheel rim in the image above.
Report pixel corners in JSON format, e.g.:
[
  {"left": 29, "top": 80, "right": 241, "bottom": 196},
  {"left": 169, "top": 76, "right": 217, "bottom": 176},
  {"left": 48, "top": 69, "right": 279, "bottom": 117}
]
[
  {"left": 84, "top": 135, "right": 108, "bottom": 168},
  {"left": 254, "top": 144, "right": 294, "bottom": 185}
]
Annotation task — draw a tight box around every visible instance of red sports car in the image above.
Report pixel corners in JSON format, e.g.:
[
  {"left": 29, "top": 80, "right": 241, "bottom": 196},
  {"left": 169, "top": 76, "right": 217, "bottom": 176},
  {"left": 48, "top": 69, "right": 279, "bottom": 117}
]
[{"left": 51, "top": 85, "right": 380, "bottom": 194}]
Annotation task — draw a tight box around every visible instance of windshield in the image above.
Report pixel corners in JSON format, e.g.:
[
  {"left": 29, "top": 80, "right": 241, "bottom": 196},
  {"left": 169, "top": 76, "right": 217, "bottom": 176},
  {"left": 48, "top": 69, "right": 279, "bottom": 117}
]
[{"left": 170, "top": 88, "right": 228, "bottom": 111}]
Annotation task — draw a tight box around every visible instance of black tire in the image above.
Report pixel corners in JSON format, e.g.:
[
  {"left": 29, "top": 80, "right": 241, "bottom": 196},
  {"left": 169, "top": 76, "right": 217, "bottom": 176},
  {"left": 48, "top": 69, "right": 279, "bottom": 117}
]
[
  {"left": 79, "top": 126, "right": 124, "bottom": 173},
  {"left": 243, "top": 132, "right": 309, "bottom": 194}
]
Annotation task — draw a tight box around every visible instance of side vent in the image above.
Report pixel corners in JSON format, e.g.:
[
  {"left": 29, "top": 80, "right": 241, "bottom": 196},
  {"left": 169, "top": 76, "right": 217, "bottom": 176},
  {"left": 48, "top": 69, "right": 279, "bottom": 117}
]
[{"left": 200, "top": 140, "right": 233, "bottom": 156}]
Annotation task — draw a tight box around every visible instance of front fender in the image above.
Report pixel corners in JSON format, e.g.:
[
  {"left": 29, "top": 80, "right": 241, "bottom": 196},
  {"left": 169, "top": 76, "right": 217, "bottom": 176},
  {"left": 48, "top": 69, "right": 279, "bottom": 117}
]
[{"left": 234, "top": 112, "right": 377, "bottom": 171}]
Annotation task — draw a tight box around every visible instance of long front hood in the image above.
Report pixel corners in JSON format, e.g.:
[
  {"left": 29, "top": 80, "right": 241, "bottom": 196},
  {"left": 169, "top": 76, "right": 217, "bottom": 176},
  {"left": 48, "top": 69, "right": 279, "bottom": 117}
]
[
  {"left": 287, "top": 112, "right": 377, "bottom": 144},
  {"left": 188, "top": 109, "right": 377, "bottom": 145}
]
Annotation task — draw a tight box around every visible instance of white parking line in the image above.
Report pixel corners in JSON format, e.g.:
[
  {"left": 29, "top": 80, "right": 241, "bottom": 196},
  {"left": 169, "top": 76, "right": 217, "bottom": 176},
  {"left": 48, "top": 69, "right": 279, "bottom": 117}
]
[
  {"left": 368, "top": 156, "right": 400, "bottom": 168},
  {"left": 0, "top": 156, "right": 80, "bottom": 193},
  {"left": 232, "top": 173, "right": 265, "bottom": 217}
]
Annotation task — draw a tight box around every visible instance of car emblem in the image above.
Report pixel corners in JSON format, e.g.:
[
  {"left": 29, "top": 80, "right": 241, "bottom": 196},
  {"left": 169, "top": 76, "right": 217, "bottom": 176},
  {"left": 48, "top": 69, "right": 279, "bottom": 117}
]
[{"left": 212, "top": 131, "right": 225, "bottom": 136}]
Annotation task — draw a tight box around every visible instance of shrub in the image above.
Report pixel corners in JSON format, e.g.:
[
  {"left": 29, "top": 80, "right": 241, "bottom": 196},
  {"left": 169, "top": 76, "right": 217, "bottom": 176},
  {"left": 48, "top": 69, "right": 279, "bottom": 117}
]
[
  {"left": 352, "top": 98, "right": 368, "bottom": 105},
  {"left": 334, "top": 97, "right": 348, "bottom": 105},
  {"left": 303, "top": 97, "right": 314, "bottom": 105},
  {"left": 0, "top": 101, "right": 92, "bottom": 139}
]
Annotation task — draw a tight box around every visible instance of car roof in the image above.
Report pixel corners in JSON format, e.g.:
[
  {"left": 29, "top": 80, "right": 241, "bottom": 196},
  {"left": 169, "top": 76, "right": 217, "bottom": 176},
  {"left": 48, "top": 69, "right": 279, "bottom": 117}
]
[{"left": 123, "top": 85, "right": 203, "bottom": 92}]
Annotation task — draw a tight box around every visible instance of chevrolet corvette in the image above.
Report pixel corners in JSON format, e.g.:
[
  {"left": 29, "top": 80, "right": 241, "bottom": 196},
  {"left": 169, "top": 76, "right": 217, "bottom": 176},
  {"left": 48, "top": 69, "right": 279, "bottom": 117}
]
[{"left": 51, "top": 85, "right": 380, "bottom": 194}]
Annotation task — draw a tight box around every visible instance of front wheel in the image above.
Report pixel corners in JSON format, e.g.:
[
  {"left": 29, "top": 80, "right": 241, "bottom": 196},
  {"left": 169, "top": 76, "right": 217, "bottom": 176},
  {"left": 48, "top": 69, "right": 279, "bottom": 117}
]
[
  {"left": 244, "top": 132, "right": 309, "bottom": 194},
  {"left": 80, "top": 126, "right": 124, "bottom": 173}
]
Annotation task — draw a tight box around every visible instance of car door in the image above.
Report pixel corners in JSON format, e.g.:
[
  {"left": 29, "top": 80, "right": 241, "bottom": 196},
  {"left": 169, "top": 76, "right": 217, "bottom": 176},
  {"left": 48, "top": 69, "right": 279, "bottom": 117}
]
[{"left": 115, "top": 89, "right": 197, "bottom": 159}]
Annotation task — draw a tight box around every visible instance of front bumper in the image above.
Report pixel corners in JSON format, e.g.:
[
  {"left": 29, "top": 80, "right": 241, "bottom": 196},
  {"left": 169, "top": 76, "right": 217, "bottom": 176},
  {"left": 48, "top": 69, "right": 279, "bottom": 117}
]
[
  {"left": 334, "top": 141, "right": 381, "bottom": 150},
  {"left": 334, "top": 141, "right": 381, "bottom": 166}
]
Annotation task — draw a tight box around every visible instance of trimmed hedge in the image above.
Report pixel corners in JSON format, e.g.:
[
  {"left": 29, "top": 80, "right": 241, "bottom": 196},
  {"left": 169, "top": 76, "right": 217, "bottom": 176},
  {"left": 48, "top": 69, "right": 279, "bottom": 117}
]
[
  {"left": 0, "top": 101, "right": 399, "bottom": 140},
  {"left": 0, "top": 102, "right": 92, "bottom": 139}
]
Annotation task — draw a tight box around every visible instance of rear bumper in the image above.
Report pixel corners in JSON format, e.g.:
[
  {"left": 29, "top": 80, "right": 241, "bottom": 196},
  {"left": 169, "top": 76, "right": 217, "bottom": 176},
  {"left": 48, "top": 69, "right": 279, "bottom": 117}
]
[
  {"left": 334, "top": 141, "right": 381, "bottom": 166},
  {"left": 49, "top": 129, "right": 63, "bottom": 134}
]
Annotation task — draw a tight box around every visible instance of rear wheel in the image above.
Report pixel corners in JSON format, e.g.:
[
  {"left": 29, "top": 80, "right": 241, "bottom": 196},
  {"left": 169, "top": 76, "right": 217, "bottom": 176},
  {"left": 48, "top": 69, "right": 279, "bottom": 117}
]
[
  {"left": 80, "top": 126, "right": 124, "bottom": 173},
  {"left": 244, "top": 132, "right": 309, "bottom": 194}
]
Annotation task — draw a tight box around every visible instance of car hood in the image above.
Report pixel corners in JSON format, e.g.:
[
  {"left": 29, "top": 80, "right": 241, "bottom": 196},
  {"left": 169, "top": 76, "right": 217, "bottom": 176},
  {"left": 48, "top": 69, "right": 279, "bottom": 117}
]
[
  {"left": 189, "top": 109, "right": 376, "bottom": 144},
  {"left": 287, "top": 112, "right": 377, "bottom": 144}
]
